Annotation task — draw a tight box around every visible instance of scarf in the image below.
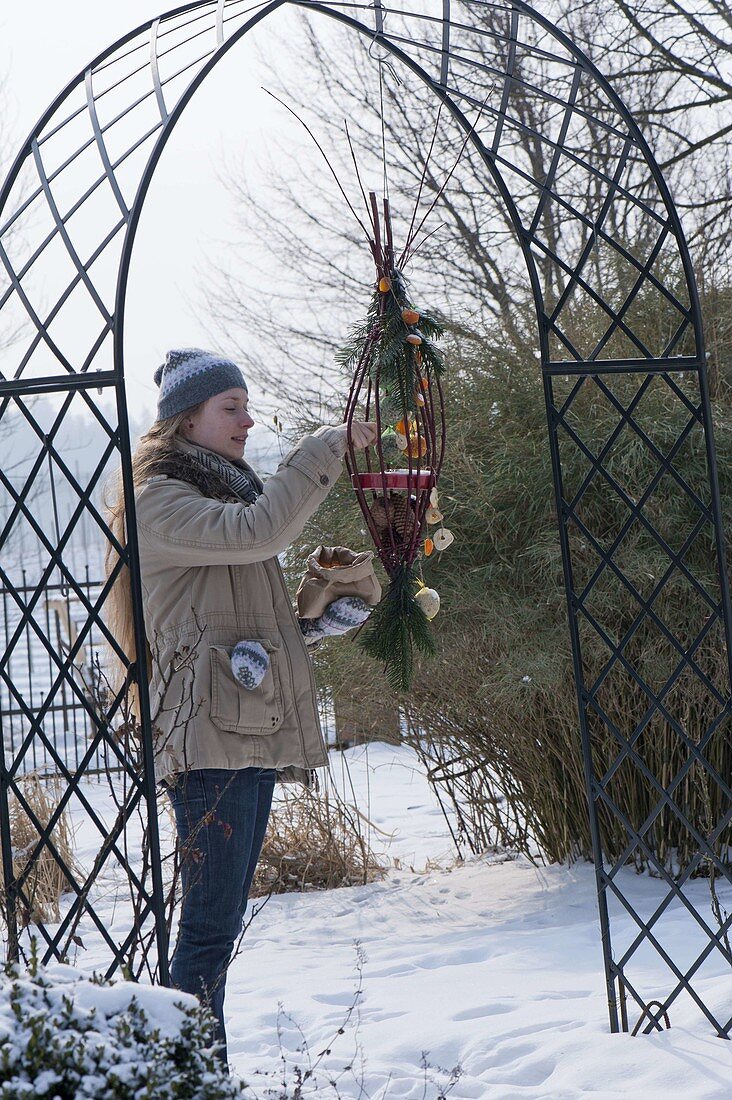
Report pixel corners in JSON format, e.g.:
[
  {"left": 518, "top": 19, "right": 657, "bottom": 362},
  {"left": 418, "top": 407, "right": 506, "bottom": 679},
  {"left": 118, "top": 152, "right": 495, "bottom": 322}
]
[
  {"left": 177, "top": 440, "right": 261, "bottom": 504},
  {"left": 187, "top": 445, "right": 260, "bottom": 505}
]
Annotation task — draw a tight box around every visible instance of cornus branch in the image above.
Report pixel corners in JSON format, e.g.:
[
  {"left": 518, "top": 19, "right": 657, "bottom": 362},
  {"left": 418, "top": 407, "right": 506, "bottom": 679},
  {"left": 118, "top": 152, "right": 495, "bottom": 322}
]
[
  {"left": 399, "top": 95, "right": 491, "bottom": 270},
  {"left": 262, "top": 87, "right": 374, "bottom": 245}
]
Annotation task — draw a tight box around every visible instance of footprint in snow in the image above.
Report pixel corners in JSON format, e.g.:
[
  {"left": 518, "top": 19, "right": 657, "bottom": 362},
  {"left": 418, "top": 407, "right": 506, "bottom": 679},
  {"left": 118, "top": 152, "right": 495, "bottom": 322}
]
[
  {"left": 452, "top": 1002, "right": 514, "bottom": 1021},
  {"left": 365, "top": 1009, "right": 407, "bottom": 1023},
  {"left": 533, "top": 988, "right": 592, "bottom": 1001},
  {"left": 366, "top": 940, "right": 493, "bottom": 979},
  {"left": 416, "top": 943, "right": 492, "bottom": 969},
  {"left": 312, "top": 991, "right": 360, "bottom": 1007},
  {"left": 486, "top": 1039, "right": 557, "bottom": 1083},
  {"left": 482, "top": 1038, "right": 534, "bottom": 1064}
]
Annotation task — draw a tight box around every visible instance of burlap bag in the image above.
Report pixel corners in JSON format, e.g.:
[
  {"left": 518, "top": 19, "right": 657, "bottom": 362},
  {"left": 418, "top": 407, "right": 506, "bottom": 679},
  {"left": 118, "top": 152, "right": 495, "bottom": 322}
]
[{"left": 296, "top": 545, "right": 382, "bottom": 620}]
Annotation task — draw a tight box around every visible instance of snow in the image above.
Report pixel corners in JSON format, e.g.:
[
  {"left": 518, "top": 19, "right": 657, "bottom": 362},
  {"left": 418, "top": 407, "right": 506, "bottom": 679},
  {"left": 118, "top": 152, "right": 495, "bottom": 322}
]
[
  {"left": 230, "top": 854, "right": 732, "bottom": 1098},
  {"left": 0, "top": 961, "right": 198, "bottom": 1044},
  {"left": 17, "top": 743, "right": 732, "bottom": 1097}
]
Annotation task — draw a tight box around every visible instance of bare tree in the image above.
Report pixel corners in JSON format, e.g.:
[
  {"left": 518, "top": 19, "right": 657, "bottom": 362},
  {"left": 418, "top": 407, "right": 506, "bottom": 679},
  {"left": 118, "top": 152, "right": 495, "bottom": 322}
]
[
  {"left": 0, "top": 74, "right": 28, "bottom": 361},
  {"left": 203, "top": 3, "right": 712, "bottom": 424},
  {"left": 203, "top": 8, "right": 556, "bottom": 417},
  {"left": 564, "top": 0, "right": 732, "bottom": 278}
]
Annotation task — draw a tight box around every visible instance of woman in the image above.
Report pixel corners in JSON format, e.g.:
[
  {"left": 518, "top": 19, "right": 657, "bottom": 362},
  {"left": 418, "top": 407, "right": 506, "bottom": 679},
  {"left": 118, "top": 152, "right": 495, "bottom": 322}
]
[{"left": 106, "top": 347, "right": 377, "bottom": 1065}]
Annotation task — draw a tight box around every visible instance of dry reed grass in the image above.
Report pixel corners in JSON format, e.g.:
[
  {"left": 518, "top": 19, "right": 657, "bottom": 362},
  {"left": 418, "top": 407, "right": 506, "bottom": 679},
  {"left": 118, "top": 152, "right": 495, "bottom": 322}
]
[
  {"left": 2, "top": 773, "right": 79, "bottom": 927},
  {"left": 251, "top": 784, "right": 385, "bottom": 896}
]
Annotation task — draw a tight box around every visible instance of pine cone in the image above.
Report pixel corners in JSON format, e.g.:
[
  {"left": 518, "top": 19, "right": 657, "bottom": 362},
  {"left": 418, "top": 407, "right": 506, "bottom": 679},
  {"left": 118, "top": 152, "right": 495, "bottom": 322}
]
[{"left": 369, "top": 492, "right": 417, "bottom": 543}]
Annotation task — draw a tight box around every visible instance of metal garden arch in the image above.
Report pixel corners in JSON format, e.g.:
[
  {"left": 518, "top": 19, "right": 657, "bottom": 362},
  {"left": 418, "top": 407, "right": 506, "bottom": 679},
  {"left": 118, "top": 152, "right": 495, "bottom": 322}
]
[{"left": 1, "top": 0, "right": 730, "bottom": 1036}]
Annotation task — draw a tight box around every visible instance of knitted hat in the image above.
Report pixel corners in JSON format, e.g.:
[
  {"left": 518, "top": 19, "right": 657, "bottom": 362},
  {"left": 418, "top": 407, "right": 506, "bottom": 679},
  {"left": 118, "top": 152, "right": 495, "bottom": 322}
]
[{"left": 154, "top": 348, "right": 247, "bottom": 421}]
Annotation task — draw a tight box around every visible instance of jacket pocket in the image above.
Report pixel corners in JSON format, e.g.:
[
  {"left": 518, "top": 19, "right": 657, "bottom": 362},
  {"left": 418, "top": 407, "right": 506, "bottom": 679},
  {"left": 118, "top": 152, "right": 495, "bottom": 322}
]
[{"left": 209, "top": 641, "right": 284, "bottom": 735}]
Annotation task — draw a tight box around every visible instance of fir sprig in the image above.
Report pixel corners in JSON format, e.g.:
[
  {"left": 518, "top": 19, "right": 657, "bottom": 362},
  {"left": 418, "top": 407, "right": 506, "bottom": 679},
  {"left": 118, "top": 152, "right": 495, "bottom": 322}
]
[
  {"left": 338, "top": 274, "right": 446, "bottom": 416},
  {"left": 358, "top": 563, "right": 436, "bottom": 692},
  {"left": 334, "top": 304, "right": 379, "bottom": 372}
]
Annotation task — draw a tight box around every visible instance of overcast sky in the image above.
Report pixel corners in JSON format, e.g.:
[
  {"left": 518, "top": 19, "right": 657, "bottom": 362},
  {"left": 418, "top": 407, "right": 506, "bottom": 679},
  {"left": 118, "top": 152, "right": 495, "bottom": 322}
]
[{"left": 0, "top": 1, "right": 301, "bottom": 456}]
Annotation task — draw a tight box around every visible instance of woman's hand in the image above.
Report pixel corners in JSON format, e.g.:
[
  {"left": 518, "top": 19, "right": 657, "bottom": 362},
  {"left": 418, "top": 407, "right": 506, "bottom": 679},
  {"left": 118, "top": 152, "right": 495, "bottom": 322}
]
[
  {"left": 345, "top": 421, "right": 379, "bottom": 451},
  {"left": 313, "top": 422, "right": 378, "bottom": 459}
]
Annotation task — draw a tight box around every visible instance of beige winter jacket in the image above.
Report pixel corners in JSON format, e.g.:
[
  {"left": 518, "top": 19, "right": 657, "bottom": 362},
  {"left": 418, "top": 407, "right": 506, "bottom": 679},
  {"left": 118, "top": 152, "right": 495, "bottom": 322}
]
[{"left": 134, "top": 432, "right": 344, "bottom": 785}]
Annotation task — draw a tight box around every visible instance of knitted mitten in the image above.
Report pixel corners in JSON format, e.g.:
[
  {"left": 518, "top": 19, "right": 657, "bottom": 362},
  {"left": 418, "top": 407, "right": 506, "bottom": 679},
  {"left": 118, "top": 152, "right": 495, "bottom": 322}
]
[
  {"left": 231, "top": 640, "right": 269, "bottom": 689},
  {"left": 298, "top": 616, "right": 327, "bottom": 645},
  {"left": 298, "top": 597, "right": 373, "bottom": 645},
  {"left": 319, "top": 596, "right": 373, "bottom": 635}
]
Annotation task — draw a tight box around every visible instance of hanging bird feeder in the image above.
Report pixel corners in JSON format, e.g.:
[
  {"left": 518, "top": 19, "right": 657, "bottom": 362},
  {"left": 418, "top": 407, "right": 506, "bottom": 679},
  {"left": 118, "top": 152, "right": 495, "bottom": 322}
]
[
  {"left": 338, "top": 192, "right": 450, "bottom": 691},
  {"left": 264, "top": 84, "right": 473, "bottom": 692}
]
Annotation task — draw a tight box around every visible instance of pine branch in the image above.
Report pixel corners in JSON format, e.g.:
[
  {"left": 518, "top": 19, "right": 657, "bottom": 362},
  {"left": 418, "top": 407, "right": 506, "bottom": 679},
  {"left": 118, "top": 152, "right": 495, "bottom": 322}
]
[{"left": 358, "top": 564, "right": 435, "bottom": 692}]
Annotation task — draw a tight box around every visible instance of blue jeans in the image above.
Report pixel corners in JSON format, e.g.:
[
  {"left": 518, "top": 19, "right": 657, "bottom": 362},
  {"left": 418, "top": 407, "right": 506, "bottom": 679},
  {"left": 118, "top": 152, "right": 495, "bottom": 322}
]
[{"left": 165, "top": 767, "right": 276, "bottom": 1065}]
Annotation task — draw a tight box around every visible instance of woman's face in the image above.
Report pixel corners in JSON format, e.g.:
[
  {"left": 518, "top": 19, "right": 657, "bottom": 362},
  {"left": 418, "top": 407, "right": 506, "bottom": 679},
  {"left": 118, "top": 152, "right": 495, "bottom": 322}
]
[{"left": 183, "top": 388, "right": 255, "bottom": 462}]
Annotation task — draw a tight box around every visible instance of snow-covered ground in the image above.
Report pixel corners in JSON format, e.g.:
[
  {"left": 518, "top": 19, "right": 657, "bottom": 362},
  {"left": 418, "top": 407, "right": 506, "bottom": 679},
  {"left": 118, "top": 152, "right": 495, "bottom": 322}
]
[{"left": 30, "top": 743, "right": 732, "bottom": 1097}]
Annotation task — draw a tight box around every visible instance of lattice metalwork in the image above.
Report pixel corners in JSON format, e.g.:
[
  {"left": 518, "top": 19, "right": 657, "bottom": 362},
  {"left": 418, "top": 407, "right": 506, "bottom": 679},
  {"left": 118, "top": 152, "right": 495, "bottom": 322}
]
[{"left": 0, "top": 0, "right": 729, "bottom": 1028}]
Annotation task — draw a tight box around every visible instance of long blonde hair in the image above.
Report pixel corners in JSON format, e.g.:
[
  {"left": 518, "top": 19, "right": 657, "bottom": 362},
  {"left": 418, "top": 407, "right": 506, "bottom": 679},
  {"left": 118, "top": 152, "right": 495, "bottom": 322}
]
[{"left": 104, "top": 407, "right": 200, "bottom": 715}]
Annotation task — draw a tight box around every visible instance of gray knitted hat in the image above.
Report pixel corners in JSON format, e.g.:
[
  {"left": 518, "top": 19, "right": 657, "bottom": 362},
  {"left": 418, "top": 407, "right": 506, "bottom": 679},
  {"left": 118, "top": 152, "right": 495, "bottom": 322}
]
[{"left": 154, "top": 348, "right": 248, "bottom": 421}]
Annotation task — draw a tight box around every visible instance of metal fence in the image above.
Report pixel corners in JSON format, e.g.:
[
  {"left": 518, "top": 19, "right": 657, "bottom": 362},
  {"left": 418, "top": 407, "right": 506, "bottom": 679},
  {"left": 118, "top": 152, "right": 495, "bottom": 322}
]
[
  {"left": 0, "top": 571, "right": 112, "bottom": 777},
  {"left": 0, "top": 567, "right": 346, "bottom": 778}
]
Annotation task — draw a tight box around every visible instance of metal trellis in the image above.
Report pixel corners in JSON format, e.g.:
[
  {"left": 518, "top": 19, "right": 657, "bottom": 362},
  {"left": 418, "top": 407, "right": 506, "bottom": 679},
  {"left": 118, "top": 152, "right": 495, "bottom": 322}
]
[{"left": 0, "top": 0, "right": 730, "bottom": 1031}]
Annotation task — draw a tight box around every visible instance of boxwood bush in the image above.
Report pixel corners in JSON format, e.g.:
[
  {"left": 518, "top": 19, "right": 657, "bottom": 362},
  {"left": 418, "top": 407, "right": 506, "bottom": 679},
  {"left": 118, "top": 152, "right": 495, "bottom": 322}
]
[{"left": 0, "top": 956, "right": 244, "bottom": 1099}]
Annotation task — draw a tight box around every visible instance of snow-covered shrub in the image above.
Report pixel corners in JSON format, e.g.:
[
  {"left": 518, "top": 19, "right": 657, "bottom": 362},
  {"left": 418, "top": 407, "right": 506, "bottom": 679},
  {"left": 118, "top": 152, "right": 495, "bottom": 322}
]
[{"left": 0, "top": 956, "right": 244, "bottom": 1099}]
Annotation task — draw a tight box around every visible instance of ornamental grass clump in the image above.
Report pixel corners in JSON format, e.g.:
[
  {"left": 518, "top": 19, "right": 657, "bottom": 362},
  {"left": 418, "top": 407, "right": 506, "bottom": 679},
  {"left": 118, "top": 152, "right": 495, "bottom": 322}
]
[
  {"left": 0, "top": 773, "right": 78, "bottom": 929},
  {"left": 252, "top": 785, "right": 384, "bottom": 896}
]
